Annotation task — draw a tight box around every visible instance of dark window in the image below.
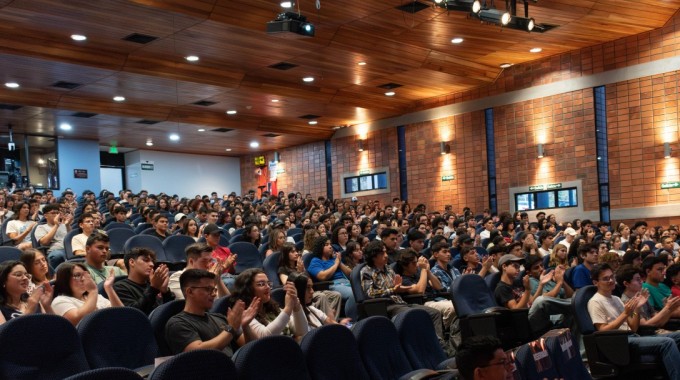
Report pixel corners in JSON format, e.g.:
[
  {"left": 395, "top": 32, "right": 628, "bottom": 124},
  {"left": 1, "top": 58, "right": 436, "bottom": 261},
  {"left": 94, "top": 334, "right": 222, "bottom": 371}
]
[
  {"left": 344, "top": 172, "right": 388, "bottom": 194},
  {"left": 515, "top": 187, "right": 578, "bottom": 211}
]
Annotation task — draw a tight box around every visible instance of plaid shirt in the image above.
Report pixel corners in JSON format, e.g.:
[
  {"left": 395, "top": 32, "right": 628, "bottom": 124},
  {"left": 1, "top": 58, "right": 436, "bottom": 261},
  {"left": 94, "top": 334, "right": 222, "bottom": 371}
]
[{"left": 360, "top": 265, "right": 405, "bottom": 304}]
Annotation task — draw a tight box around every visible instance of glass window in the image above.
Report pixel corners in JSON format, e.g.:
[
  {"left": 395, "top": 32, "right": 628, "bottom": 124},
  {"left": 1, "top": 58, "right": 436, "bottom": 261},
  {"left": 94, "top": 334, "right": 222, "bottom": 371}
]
[
  {"left": 344, "top": 172, "right": 387, "bottom": 194},
  {"left": 515, "top": 187, "right": 577, "bottom": 211}
]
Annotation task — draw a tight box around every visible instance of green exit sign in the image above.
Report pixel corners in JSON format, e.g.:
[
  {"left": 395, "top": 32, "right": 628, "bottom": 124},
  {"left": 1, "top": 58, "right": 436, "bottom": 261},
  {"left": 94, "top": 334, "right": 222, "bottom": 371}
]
[
  {"left": 661, "top": 182, "right": 680, "bottom": 189},
  {"left": 441, "top": 175, "right": 455, "bottom": 181},
  {"left": 529, "top": 183, "right": 562, "bottom": 191},
  {"left": 359, "top": 169, "right": 371, "bottom": 175}
]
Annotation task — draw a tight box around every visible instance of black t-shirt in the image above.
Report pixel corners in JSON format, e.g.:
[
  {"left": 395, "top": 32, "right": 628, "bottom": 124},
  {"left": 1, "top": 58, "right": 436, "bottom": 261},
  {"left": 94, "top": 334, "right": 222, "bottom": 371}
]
[
  {"left": 165, "top": 311, "right": 235, "bottom": 357},
  {"left": 494, "top": 281, "right": 524, "bottom": 308}
]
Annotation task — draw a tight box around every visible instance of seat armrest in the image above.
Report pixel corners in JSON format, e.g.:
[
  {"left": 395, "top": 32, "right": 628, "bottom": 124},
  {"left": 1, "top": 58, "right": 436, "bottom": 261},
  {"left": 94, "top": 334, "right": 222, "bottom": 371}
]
[
  {"left": 403, "top": 294, "right": 425, "bottom": 305},
  {"left": 312, "top": 281, "right": 333, "bottom": 291},
  {"left": 359, "top": 297, "right": 391, "bottom": 318},
  {"left": 397, "top": 369, "right": 441, "bottom": 380},
  {"left": 436, "top": 357, "right": 457, "bottom": 370},
  {"left": 592, "top": 330, "right": 632, "bottom": 366}
]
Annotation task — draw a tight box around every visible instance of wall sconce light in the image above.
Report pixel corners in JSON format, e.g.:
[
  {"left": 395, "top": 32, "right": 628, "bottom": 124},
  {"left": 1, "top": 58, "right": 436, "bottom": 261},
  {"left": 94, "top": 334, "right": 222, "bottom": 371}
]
[
  {"left": 440, "top": 141, "right": 451, "bottom": 155},
  {"left": 537, "top": 143, "right": 545, "bottom": 158},
  {"left": 273, "top": 151, "right": 280, "bottom": 162},
  {"left": 665, "top": 142, "right": 672, "bottom": 159},
  {"left": 358, "top": 140, "right": 364, "bottom": 152}
]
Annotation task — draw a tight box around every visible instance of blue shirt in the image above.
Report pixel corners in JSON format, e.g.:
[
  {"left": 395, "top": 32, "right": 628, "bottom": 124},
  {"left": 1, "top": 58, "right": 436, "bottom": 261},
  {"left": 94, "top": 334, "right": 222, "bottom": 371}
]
[
  {"left": 308, "top": 257, "right": 344, "bottom": 281},
  {"left": 430, "top": 263, "right": 462, "bottom": 292},
  {"left": 571, "top": 264, "right": 591, "bottom": 289}
]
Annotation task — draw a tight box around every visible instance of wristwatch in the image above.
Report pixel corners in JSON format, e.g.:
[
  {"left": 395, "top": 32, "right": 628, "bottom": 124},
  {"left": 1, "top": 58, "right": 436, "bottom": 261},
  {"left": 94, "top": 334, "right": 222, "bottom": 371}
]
[{"left": 224, "top": 324, "right": 235, "bottom": 335}]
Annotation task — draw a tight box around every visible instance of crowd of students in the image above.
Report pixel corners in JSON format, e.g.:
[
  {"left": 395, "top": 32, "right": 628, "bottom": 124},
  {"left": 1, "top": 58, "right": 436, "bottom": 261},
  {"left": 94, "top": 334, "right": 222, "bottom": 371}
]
[{"left": 1, "top": 187, "right": 680, "bottom": 378}]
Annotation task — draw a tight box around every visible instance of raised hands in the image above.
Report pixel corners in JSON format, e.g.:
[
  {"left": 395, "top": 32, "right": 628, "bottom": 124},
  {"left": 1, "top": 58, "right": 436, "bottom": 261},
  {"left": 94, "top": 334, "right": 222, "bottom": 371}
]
[
  {"left": 227, "top": 299, "right": 245, "bottom": 329},
  {"left": 539, "top": 270, "right": 555, "bottom": 286},
  {"left": 150, "top": 264, "right": 169, "bottom": 292},
  {"left": 283, "top": 282, "right": 300, "bottom": 312},
  {"left": 242, "top": 297, "right": 261, "bottom": 327}
]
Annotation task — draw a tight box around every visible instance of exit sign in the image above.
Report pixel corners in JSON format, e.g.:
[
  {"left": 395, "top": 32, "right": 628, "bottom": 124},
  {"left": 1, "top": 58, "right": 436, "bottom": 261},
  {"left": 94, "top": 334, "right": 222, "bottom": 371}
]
[
  {"left": 529, "top": 183, "right": 562, "bottom": 191},
  {"left": 441, "top": 175, "right": 455, "bottom": 181},
  {"left": 661, "top": 182, "right": 680, "bottom": 189}
]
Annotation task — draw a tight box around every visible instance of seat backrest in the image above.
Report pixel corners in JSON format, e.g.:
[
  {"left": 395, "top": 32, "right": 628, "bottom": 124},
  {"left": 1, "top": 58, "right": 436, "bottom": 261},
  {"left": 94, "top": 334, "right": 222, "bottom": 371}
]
[
  {"left": 233, "top": 335, "right": 310, "bottom": 380},
  {"left": 229, "top": 234, "right": 244, "bottom": 244},
  {"left": 349, "top": 263, "right": 368, "bottom": 304},
  {"left": 552, "top": 235, "right": 565, "bottom": 247},
  {"left": 263, "top": 251, "right": 282, "bottom": 288},
  {"left": 134, "top": 223, "right": 151, "bottom": 234},
  {"left": 542, "top": 254, "right": 551, "bottom": 268},
  {"left": 352, "top": 316, "right": 414, "bottom": 380},
  {"left": 148, "top": 349, "right": 236, "bottom": 380},
  {"left": 140, "top": 228, "right": 156, "bottom": 235},
  {"left": 450, "top": 274, "right": 497, "bottom": 318},
  {"left": 124, "top": 235, "right": 167, "bottom": 262},
  {"left": 162, "top": 235, "right": 195, "bottom": 264},
  {"left": 393, "top": 308, "right": 447, "bottom": 370},
  {"left": 484, "top": 271, "right": 501, "bottom": 290},
  {"left": 287, "top": 228, "right": 302, "bottom": 237},
  {"left": 258, "top": 241, "right": 269, "bottom": 256},
  {"left": 148, "top": 299, "right": 186, "bottom": 356},
  {"left": 0, "top": 218, "right": 12, "bottom": 246},
  {"left": 63, "top": 367, "right": 143, "bottom": 380},
  {"left": 563, "top": 266, "right": 575, "bottom": 288},
  {"left": 77, "top": 307, "right": 159, "bottom": 370},
  {"left": 514, "top": 342, "right": 561, "bottom": 380},
  {"left": 300, "top": 324, "right": 370, "bottom": 380},
  {"left": 107, "top": 228, "right": 136, "bottom": 256},
  {"left": 571, "top": 285, "right": 598, "bottom": 335},
  {"left": 209, "top": 296, "right": 234, "bottom": 315},
  {"left": 0, "top": 314, "right": 90, "bottom": 379},
  {"left": 64, "top": 228, "right": 82, "bottom": 260},
  {"left": 543, "top": 331, "right": 590, "bottom": 379},
  {"left": 295, "top": 240, "right": 304, "bottom": 251},
  {"left": 229, "top": 242, "right": 263, "bottom": 274},
  {"left": 0, "top": 246, "right": 22, "bottom": 262},
  {"left": 103, "top": 222, "right": 133, "bottom": 231},
  {"left": 271, "top": 287, "right": 286, "bottom": 306}
]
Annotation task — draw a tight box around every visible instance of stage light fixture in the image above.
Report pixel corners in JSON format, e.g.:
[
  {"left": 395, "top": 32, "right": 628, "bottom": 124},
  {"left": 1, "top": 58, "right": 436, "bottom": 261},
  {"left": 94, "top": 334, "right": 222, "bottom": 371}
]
[
  {"left": 507, "top": 16, "right": 535, "bottom": 31},
  {"left": 476, "top": 8, "right": 511, "bottom": 25},
  {"left": 436, "top": 0, "right": 481, "bottom": 13},
  {"left": 266, "top": 12, "right": 315, "bottom": 37}
]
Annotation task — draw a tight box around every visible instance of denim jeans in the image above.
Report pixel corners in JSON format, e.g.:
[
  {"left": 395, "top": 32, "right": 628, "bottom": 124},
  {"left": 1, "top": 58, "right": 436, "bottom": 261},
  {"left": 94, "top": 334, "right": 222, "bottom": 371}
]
[
  {"left": 331, "top": 279, "right": 356, "bottom": 320},
  {"left": 47, "top": 249, "right": 66, "bottom": 270},
  {"left": 628, "top": 333, "right": 680, "bottom": 379}
]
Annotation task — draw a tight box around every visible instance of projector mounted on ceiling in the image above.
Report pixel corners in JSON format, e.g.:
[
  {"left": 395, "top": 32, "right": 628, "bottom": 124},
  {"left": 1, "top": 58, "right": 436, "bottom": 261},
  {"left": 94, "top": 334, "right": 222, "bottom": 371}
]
[{"left": 266, "top": 12, "right": 315, "bottom": 38}]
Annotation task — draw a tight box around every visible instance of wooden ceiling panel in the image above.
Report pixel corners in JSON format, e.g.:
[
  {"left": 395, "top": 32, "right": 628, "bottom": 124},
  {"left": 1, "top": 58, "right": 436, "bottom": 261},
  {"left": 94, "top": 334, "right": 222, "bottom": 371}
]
[{"left": 0, "top": 0, "right": 676, "bottom": 156}]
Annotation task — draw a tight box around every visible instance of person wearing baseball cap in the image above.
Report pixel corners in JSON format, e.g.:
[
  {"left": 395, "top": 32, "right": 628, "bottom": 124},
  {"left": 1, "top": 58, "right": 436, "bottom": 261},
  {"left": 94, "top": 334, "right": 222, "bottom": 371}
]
[
  {"left": 203, "top": 224, "right": 237, "bottom": 283},
  {"left": 561, "top": 227, "right": 578, "bottom": 252},
  {"left": 494, "top": 254, "right": 529, "bottom": 310},
  {"left": 171, "top": 213, "right": 188, "bottom": 234}
]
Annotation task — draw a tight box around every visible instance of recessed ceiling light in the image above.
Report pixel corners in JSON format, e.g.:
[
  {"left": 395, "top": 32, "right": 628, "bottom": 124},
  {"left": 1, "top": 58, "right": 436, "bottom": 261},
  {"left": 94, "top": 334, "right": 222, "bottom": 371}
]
[
  {"left": 197, "top": 128, "right": 206, "bottom": 132},
  {"left": 185, "top": 55, "right": 199, "bottom": 62},
  {"left": 451, "top": 37, "right": 464, "bottom": 44},
  {"left": 271, "top": 99, "right": 280, "bottom": 103},
  {"left": 302, "top": 76, "right": 314, "bottom": 83},
  {"left": 146, "top": 139, "right": 153, "bottom": 146},
  {"left": 280, "top": 1, "right": 293, "bottom": 7},
  {"left": 332, "top": 126, "right": 341, "bottom": 130},
  {"left": 357, "top": 61, "right": 367, "bottom": 66},
  {"left": 499, "top": 63, "right": 513, "bottom": 68},
  {"left": 113, "top": 96, "right": 125, "bottom": 102},
  {"left": 226, "top": 110, "right": 237, "bottom": 115},
  {"left": 250, "top": 141, "right": 259, "bottom": 148},
  {"left": 169, "top": 133, "right": 180, "bottom": 141},
  {"left": 70, "top": 34, "right": 87, "bottom": 41},
  {"left": 4, "top": 82, "right": 19, "bottom": 89},
  {"left": 530, "top": 47, "right": 542, "bottom": 53},
  {"left": 59, "top": 123, "right": 72, "bottom": 131},
  {"left": 225, "top": 148, "right": 232, "bottom": 152},
  {"left": 308, "top": 120, "right": 318, "bottom": 125},
  {"left": 385, "top": 91, "right": 395, "bottom": 96}
]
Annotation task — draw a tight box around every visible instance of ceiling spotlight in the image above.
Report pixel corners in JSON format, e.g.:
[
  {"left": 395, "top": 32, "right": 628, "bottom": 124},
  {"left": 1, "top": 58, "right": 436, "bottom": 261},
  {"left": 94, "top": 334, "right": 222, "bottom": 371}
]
[
  {"left": 250, "top": 141, "right": 260, "bottom": 148},
  {"left": 499, "top": 63, "right": 513, "bottom": 68},
  {"left": 302, "top": 76, "right": 315, "bottom": 83},
  {"left": 4, "top": 82, "right": 19, "bottom": 88},
  {"left": 70, "top": 34, "right": 87, "bottom": 41},
  {"left": 59, "top": 123, "right": 72, "bottom": 131},
  {"left": 226, "top": 110, "right": 237, "bottom": 115},
  {"left": 146, "top": 139, "right": 153, "bottom": 146},
  {"left": 506, "top": 16, "right": 535, "bottom": 32},
  {"left": 530, "top": 47, "right": 542, "bottom": 53},
  {"left": 169, "top": 133, "right": 180, "bottom": 141},
  {"left": 451, "top": 37, "right": 464, "bottom": 44},
  {"left": 271, "top": 99, "right": 280, "bottom": 103},
  {"left": 437, "top": 0, "right": 481, "bottom": 13},
  {"left": 225, "top": 148, "right": 232, "bottom": 152},
  {"left": 308, "top": 120, "right": 318, "bottom": 125},
  {"left": 385, "top": 91, "right": 396, "bottom": 96},
  {"left": 197, "top": 128, "right": 206, "bottom": 132},
  {"left": 280, "top": 1, "right": 293, "bottom": 7},
  {"left": 476, "top": 8, "right": 511, "bottom": 26},
  {"left": 113, "top": 96, "right": 126, "bottom": 102},
  {"left": 185, "top": 55, "right": 200, "bottom": 62},
  {"left": 357, "top": 61, "right": 367, "bottom": 66}
]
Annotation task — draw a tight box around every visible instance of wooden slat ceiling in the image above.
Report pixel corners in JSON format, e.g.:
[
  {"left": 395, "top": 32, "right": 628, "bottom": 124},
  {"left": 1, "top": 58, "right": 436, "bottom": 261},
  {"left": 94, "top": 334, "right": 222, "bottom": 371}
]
[{"left": 0, "top": 0, "right": 677, "bottom": 156}]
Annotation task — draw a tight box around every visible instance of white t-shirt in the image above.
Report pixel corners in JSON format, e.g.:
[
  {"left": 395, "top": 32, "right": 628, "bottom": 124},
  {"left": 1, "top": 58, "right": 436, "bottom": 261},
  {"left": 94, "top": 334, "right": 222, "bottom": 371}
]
[
  {"left": 7, "top": 219, "right": 33, "bottom": 244},
  {"left": 71, "top": 233, "right": 88, "bottom": 255},
  {"left": 52, "top": 294, "right": 112, "bottom": 316},
  {"left": 34, "top": 223, "right": 68, "bottom": 251},
  {"left": 587, "top": 292, "right": 630, "bottom": 331}
]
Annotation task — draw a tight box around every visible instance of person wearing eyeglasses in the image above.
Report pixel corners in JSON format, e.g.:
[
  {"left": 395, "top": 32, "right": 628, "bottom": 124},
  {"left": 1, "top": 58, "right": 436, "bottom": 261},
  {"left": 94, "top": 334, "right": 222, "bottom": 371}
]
[
  {"left": 34, "top": 203, "right": 72, "bottom": 269},
  {"left": 229, "top": 268, "right": 309, "bottom": 343},
  {"left": 455, "top": 335, "right": 515, "bottom": 380},
  {"left": 51, "top": 262, "right": 123, "bottom": 326},
  {"left": 165, "top": 269, "right": 258, "bottom": 356},
  {"left": 588, "top": 263, "right": 680, "bottom": 379},
  {"left": 0, "top": 260, "right": 54, "bottom": 325}
]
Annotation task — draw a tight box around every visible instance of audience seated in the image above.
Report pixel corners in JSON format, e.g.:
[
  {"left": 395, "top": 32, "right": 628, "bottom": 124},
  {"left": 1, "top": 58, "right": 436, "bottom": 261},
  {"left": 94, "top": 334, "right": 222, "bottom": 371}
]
[
  {"left": 51, "top": 262, "right": 123, "bottom": 325},
  {"left": 0, "top": 260, "right": 52, "bottom": 324},
  {"left": 168, "top": 243, "right": 229, "bottom": 300},
  {"left": 113, "top": 248, "right": 175, "bottom": 315},
  {"left": 6, "top": 202, "right": 36, "bottom": 250},
  {"left": 307, "top": 235, "right": 355, "bottom": 309},
  {"left": 455, "top": 335, "right": 515, "bottom": 380},
  {"left": 587, "top": 263, "right": 680, "bottom": 379},
  {"left": 19, "top": 248, "right": 52, "bottom": 295},
  {"left": 71, "top": 213, "right": 96, "bottom": 256},
  {"left": 82, "top": 233, "right": 125, "bottom": 284},
  {"left": 35, "top": 203, "right": 72, "bottom": 268},
  {"left": 289, "top": 272, "right": 351, "bottom": 330}
]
